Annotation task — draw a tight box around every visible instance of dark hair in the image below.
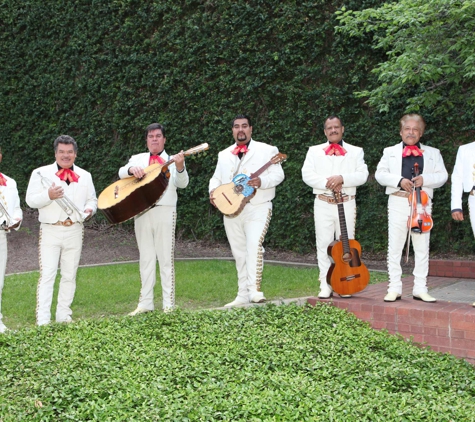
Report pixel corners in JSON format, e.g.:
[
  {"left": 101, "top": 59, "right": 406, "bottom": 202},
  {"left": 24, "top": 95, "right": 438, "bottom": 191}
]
[
  {"left": 145, "top": 123, "right": 166, "bottom": 139},
  {"left": 54, "top": 135, "right": 78, "bottom": 152},
  {"left": 324, "top": 115, "right": 343, "bottom": 129},
  {"left": 231, "top": 114, "right": 252, "bottom": 128}
]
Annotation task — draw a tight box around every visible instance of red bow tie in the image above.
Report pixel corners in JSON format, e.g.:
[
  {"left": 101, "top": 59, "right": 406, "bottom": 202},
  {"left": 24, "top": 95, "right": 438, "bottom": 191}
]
[
  {"left": 232, "top": 144, "right": 249, "bottom": 155},
  {"left": 149, "top": 155, "right": 165, "bottom": 165},
  {"left": 324, "top": 144, "right": 347, "bottom": 156},
  {"left": 56, "top": 168, "right": 80, "bottom": 183},
  {"left": 402, "top": 145, "right": 423, "bottom": 157},
  {"left": 0, "top": 173, "right": 6, "bottom": 186}
]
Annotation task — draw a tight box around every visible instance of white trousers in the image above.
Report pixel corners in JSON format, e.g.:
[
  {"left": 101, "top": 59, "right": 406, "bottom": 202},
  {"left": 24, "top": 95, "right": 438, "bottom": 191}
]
[
  {"left": 314, "top": 197, "right": 356, "bottom": 289},
  {"left": 224, "top": 202, "right": 272, "bottom": 301},
  {"left": 469, "top": 194, "right": 475, "bottom": 237},
  {"left": 36, "top": 223, "right": 84, "bottom": 325},
  {"left": 387, "top": 195, "right": 431, "bottom": 295},
  {"left": 0, "top": 231, "right": 7, "bottom": 323},
  {"left": 134, "top": 205, "right": 176, "bottom": 311}
]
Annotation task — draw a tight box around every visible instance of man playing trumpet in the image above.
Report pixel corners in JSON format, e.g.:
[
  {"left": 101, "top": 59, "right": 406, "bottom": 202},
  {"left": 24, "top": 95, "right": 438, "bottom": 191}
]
[
  {"left": 0, "top": 147, "right": 23, "bottom": 333},
  {"left": 26, "top": 135, "right": 97, "bottom": 326}
]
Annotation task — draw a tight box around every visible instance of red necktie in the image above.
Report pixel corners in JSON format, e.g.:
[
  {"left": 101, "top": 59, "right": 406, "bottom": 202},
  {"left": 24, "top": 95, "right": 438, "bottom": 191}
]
[
  {"left": 324, "top": 144, "right": 347, "bottom": 156},
  {"left": 55, "top": 168, "right": 80, "bottom": 183},
  {"left": 0, "top": 173, "right": 6, "bottom": 186},
  {"left": 402, "top": 145, "right": 423, "bottom": 157},
  {"left": 149, "top": 155, "right": 165, "bottom": 165},
  {"left": 231, "top": 144, "right": 249, "bottom": 155}
]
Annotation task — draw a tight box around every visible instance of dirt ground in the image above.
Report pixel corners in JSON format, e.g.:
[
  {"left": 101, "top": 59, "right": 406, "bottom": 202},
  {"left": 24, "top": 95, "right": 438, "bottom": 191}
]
[{"left": 5, "top": 208, "right": 452, "bottom": 275}]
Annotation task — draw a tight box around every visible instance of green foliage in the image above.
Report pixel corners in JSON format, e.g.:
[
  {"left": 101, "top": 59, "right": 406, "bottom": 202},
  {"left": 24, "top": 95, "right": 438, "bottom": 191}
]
[
  {"left": 1, "top": 305, "right": 474, "bottom": 420},
  {"left": 336, "top": 0, "right": 475, "bottom": 115},
  {"left": 0, "top": 0, "right": 474, "bottom": 255}
]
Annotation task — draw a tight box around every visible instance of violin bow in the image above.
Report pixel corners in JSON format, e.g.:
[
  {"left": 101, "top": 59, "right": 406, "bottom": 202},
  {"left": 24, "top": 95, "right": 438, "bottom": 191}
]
[{"left": 404, "top": 184, "right": 416, "bottom": 263}]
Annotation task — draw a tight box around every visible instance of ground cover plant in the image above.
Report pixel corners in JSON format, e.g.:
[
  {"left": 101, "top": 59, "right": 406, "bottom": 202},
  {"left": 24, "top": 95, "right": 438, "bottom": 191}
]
[
  {"left": 0, "top": 304, "right": 474, "bottom": 421},
  {"left": 2, "top": 260, "right": 388, "bottom": 329}
]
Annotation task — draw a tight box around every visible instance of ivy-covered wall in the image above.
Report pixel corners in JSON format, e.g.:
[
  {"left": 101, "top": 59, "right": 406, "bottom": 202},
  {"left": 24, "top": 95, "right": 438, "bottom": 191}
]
[{"left": 1, "top": 0, "right": 474, "bottom": 254}]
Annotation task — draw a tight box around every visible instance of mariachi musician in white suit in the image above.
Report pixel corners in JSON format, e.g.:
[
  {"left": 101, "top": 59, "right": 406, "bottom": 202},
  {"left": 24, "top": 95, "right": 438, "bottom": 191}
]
[
  {"left": 119, "top": 123, "right": 188, "bottom": 315},
  {"left": 375, "top": 114, "right": 448, "bottom": 303},
  {"left": 302, "top": 115, "right": 368, "bottom": 299},
  {"left": 209, "top": 114, "right": 285, "bottom": 307},
  {"left": 0, "top": 147, "right": 23, "bottom": 333},
  {"left": 26, "top": 135, "right": 97, "bottom": 326},
  {"left": 451, "top": 141, "right": 475, "bottom": 307}
]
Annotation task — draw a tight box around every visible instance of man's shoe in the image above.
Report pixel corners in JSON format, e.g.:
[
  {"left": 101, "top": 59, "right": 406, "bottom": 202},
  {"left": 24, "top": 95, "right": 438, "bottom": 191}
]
[
  {"left": 384, "top": 292, "right": 402, "bottom": 302},
  {"left": 250, "top": 293, "right": 266, "bottom": 304},
  {"left": 0, "top": 322, "right": 8, "bottom": 334},
  {"left": 413, "top": 293, "right": 437, "bottom": 303},
  {"left": 163, "top": 306, "right": 175, "bottom": 314},
  {"left": 318, "top": 286, "right": 333, "bottom": 299},
  {"left": 128, "top": 307, "right": 152, "bottom": 316},
  {"left": 224, "top": 297, "right": 249, "bottom": 307},
  {"left": 473, "top": 302, "right": 475, "bottom": 308}
]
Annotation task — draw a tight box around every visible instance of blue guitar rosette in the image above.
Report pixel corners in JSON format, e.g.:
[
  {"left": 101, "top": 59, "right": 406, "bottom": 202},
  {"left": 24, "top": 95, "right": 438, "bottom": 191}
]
[{"left": 232, "top": 174, "right": 255, "bottom": 197}]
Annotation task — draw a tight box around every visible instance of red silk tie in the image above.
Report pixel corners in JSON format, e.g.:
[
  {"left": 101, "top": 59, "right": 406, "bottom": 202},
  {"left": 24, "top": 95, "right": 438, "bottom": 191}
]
[
  {"left": 149, "top": 155, "right": 165, "bottom": 165},
  {"left": 231, "top": 144, "right": 249, "bottom": 155},
  {"left": 0, "top": 173, "right": 6, "bottom": 186},
  {"left": 324, "top": 144, "right": 347, "bottom": 156},
  {"left": 402, "top": 145, "right": 423, "bottom": 157},
  {"left": 56, "top": 168, "right": 80, "bottom": 183}
]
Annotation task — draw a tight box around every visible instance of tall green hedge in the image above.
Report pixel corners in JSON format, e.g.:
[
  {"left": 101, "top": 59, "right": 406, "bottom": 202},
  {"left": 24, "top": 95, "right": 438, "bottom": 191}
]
[{"left": 1, "top": 0, "right": 474, "bottom": 254}]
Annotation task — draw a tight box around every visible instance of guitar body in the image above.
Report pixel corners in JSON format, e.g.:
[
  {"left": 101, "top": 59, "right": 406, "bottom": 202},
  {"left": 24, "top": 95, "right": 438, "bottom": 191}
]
[
  {"left": 213, "top": 174, "right": 256, "bottom": 217},
  {"left": 98, "top": 143, "right": 209, "bottom": 225},
  {"left": 98, "top": 163, "right": 170, "bottom": 224},
  {"left": 327, "top": 238, "right": 370, "bottom": 295}
]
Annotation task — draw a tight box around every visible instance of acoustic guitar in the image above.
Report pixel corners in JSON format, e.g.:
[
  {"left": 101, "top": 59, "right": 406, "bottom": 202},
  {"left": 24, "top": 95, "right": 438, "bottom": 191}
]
[
  {"left": 326, "top": 191, "right": 369, "bottom": 295},
  {"left": 213, "top": 153, "right": 287, "bottom": 217},
  {"left": 98, "top": 143, "right": 209, "bottom": 224}
]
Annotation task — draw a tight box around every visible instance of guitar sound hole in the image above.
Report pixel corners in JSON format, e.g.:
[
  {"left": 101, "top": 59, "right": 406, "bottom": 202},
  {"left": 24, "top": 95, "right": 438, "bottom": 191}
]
[{"left": 234, "top": 185, "right": 244, "bottom": 194}]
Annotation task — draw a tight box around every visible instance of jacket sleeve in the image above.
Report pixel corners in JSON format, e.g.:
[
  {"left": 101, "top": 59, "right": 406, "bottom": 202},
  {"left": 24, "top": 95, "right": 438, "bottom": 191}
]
[
  {"left": 259, "top": 146, "right": 285, "bottom": 190},
  {"left": 341, "top": 148, "right": 368, "bottom": 188},
  {"left": 26, "top": 170, "right": 54, "bottom": 209},
  {"left": 375, "top": 148, "right": 402, "bottom": 188},
  {"left": 451, "top": 146, "right": 465, "bottom": 211}
]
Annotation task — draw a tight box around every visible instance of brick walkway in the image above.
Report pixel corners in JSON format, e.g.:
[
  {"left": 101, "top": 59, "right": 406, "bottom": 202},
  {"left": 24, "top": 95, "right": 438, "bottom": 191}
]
[{"left": 308, "top": 274, "right": 475, "bottom": 365}]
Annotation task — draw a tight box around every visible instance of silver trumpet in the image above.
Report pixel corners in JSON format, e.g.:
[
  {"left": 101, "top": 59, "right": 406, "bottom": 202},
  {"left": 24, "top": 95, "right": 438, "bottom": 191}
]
[
  {"left": 38, "top": 171, "right": 90, "bottom": 223},
  {"left": 0, "top": 197, "right": 13, "bottom": 230}
]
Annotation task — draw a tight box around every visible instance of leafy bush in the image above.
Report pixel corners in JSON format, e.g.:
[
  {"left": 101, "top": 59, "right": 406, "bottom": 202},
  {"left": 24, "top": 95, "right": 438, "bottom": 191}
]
[
  {"left": 1, "top": 0, "right": 474, "bottom": 254},
  {"left": 1, "top": 305, "right": 474, "bottom": 420}
]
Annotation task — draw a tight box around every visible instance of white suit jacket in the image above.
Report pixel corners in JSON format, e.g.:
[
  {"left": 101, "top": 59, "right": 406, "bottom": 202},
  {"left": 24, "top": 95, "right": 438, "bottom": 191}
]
[
  {"left": 301, "top": 141, "right": 368, "bottom": 195},
  {"left": 209, "top": 139, "right": 285, "bottom": 205},
  {"left": 26, "top": 163, "right": 97, "bottom": 223},
  {"left": 451, "top": 142, "right": 475, "bottom": 210},
  {"left": 0, "top": 173, "right": 23, "bottom": 229},
  {"left": 375, "top": 142, "right": 448, "bottom": 198},
  {"left": 118, "top": 150, "right": 189, "bottom": 207}
]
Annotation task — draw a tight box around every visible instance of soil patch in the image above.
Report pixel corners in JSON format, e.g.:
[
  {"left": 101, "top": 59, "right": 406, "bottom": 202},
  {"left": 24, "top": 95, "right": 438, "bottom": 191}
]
[{"left": 6, "top": 209, "right": 468, "bottom": 275}]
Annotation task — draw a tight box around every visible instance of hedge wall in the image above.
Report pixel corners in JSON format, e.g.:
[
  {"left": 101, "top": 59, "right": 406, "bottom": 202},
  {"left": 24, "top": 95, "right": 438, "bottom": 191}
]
[{"left": 1, "top": 0, "right": 474, "bottom": 254}]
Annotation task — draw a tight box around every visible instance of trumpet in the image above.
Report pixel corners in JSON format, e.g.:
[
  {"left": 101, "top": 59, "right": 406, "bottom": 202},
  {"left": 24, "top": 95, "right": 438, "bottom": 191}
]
[
  {"left": 38, "top": 171, "right": 91, "bottom": 223},
  {"left": 0, "top": 197, "right": 13, "bottom": 230}
]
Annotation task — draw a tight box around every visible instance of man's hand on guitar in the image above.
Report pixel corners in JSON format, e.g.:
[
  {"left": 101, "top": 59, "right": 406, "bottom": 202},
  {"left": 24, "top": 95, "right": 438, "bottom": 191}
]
[
  {"left": 209, "top": 189, "right": 216, "bottom": 207},
  {"left": 247, "top": 177, "right": 261, "bottom": 188},
  {"left": 326, "top": 175, "right": 343, "bottom": 192},
  {"left": 173, "top": 151, "right": 185, "bottom": 172},
  {"left": 128, "top": 166, "right": 146, "bottom": 179}
]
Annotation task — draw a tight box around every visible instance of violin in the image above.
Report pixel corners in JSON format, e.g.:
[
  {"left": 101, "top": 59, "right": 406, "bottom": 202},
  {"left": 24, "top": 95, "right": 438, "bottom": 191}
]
[{"left": 407, "top": 162, "right": 433, "bottom": 233}]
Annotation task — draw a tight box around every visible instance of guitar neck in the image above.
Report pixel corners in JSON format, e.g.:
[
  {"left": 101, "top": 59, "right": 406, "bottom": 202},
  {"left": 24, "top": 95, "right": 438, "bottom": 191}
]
[
  {"left": 250, "top": 160, "right": 273, "bottom": 179},
  {"left": 163, "top": 143, "right": 209, "bottom": 167},
  {"left": 336, "top": 202, "right": 351, "bottom": 254}
]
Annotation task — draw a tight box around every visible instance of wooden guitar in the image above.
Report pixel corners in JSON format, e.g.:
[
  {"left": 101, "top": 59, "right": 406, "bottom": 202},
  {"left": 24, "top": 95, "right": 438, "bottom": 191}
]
[
  {"left": 98, "top": 143, "right": 209, "bottom": 224},
  {"left": 213, "top": 153, "right": 287, "bottom": 217},
  {"left": 326, "top": 191, "right": 369, "bottom": 295}
]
